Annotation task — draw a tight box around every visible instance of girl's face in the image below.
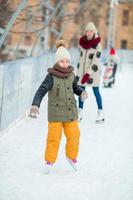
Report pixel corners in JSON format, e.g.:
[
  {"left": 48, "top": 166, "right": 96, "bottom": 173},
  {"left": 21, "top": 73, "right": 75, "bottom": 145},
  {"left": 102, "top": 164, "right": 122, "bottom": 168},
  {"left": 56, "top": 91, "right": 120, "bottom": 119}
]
[
  {"left": 85, "top": 30, "right": 94, "bottom": 40},
  {"left": 57, "top": 58, "right": 70, "bottom": 68}
]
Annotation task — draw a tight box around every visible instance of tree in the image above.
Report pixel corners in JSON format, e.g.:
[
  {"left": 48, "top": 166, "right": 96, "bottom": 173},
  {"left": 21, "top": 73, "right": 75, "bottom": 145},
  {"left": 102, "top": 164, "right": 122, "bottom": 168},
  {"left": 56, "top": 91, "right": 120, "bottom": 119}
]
[
  {"left": 0, "top": 0, "right": 13, "bottom": 27},
  {"left": 0, "top": 0, "right": 13, "bottom": 61}
]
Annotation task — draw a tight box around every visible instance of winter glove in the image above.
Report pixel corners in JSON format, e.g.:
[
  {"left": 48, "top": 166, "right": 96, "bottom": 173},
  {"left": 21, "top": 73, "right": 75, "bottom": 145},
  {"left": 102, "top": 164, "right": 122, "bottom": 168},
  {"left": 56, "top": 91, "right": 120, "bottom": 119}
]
[
  {"left": 80, "top": 91, "right": 88, "bottom": 101},
  {"left": 29, "top": 105, "right": 39, "bottom": 118},
  {"left": 87, "top": 78, "right": 93, "bottom": 84},
  {"left": 81, "top": 73, "right": 90, "bottom": 84}
]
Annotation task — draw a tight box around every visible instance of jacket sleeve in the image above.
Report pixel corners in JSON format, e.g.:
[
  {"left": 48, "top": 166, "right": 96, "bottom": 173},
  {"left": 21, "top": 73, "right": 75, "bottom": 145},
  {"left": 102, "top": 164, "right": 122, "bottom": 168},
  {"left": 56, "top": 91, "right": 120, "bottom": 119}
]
[
  {"left": 73, "top": 75, "right": 84, "bottom": 96},
  {"left": 32, "top": 73, "right": 53, "bottom": 107},
  {"left": 87, "top": 42, "right": 102, "bottom": 75}
]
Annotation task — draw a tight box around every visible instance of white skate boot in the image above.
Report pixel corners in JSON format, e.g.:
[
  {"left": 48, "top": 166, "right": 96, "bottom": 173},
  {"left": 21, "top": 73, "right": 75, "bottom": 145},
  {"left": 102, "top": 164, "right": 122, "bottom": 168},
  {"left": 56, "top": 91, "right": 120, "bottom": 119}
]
[
  {"left": 44, "top": 161, "right": 54, "bottom": 174},
  {"left": 67, "top": 158, "right": 78, "bottom": 171},
  {"left": 96, "top": 109, "right": 105, "bottom": 123},
  {"left": 78, "top": 108, "right": 83, "bottom": 121}
]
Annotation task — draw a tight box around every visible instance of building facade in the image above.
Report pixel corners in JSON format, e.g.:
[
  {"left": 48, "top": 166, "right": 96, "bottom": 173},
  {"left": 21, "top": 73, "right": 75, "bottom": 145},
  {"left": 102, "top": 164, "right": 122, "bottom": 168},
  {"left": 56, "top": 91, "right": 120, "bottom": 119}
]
[{"left": 0, "top": 0, "right": 133, "bottom": 62}]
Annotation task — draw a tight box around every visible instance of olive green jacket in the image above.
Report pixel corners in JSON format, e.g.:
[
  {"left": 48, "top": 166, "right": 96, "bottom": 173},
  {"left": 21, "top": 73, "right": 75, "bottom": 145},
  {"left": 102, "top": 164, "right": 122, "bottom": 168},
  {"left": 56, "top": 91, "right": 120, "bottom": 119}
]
[{"left": 32, "top": 72, "right": 83, "bottom": 122}]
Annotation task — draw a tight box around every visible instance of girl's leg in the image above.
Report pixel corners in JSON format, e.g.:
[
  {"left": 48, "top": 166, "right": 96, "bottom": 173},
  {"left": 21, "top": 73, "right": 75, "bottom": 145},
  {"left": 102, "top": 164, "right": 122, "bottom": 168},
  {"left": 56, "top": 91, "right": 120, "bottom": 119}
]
[
  {"left": 92, "top": 87, "right": 103, "bottom": 110},
  {"left": 78, "top": 86, "right": 86, "bottom": 109},
  {"left": 63, "top": 120, "right": 80, "bottom": 159},
  {"left": 45, "top": 122, "right": 62, "bottom": 163}
]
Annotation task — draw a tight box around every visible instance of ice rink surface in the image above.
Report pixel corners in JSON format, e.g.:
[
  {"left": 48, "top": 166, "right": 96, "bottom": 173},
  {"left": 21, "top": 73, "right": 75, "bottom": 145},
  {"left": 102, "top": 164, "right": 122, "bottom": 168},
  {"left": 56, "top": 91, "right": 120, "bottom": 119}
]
[{"left": 0, "top": 72, "right": 133, "bottom": 200}]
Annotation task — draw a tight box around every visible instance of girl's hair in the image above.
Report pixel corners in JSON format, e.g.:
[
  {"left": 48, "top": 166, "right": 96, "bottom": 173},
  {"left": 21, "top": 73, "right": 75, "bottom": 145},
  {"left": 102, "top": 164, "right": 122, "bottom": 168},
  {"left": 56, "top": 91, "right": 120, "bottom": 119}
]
[{"left": 56, "top": 39, "right": 68, "bottom": 49}]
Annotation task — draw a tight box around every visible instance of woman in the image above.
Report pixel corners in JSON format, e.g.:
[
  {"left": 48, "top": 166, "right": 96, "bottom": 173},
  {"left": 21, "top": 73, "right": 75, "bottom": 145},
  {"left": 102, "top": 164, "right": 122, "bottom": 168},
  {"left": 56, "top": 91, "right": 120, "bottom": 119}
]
[{"left": 76, "top": 22, "right": 105, "bottom": 123}]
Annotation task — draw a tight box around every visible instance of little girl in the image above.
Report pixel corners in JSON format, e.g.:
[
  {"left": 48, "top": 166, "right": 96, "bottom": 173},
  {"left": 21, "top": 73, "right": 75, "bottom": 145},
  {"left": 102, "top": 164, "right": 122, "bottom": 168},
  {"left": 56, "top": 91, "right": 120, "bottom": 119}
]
[{"left": 29, "top": 40, "right": 87, "bottom": 173}]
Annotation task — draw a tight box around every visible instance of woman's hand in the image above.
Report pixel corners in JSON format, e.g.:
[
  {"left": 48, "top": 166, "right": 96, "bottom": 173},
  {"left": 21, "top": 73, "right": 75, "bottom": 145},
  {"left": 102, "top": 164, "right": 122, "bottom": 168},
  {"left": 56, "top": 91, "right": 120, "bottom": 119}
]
[
  {"left": 81, "top": 73, "right": 90, "bottom": 84},
  {"left": 29, "top": 105, "right": 39, "bottom": 118}
]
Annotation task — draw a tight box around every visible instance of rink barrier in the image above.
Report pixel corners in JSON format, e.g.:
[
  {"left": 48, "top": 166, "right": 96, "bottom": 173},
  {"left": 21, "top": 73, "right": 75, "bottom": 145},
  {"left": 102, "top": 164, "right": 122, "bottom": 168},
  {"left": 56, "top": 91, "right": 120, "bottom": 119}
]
[{"left": 0, "top": 52, "right": 54, "bottom": 131}]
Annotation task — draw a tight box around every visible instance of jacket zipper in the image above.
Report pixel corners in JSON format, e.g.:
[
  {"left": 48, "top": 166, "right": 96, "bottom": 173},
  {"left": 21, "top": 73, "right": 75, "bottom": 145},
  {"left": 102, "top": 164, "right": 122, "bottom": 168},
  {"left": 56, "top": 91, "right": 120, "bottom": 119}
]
[
  {"left": 56, "top": 84, "right": 60, "bottom": 96},
  {"left": 64, "top": 78, "right": 69, "bottom": 120}
]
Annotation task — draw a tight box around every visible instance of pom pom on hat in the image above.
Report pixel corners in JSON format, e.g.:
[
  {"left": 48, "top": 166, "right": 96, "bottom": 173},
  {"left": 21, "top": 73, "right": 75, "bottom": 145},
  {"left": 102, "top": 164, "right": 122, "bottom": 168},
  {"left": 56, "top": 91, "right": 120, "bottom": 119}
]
[
  {"left": 56, "top": 39, "right": 68, "bottom": 49},
  {"left": 55, "top": 40, "right": 71, "bottom": 63}
]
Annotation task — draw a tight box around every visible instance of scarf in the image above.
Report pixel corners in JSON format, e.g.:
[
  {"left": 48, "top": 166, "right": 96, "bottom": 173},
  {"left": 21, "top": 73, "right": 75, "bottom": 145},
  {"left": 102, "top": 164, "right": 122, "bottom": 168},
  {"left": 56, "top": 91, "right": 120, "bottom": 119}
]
[
  {"left": 47, "top": 64, "right": 74, "bottom": 78},
  {"left": 79, "top": 35, "right": 101, "bottom": 49}
]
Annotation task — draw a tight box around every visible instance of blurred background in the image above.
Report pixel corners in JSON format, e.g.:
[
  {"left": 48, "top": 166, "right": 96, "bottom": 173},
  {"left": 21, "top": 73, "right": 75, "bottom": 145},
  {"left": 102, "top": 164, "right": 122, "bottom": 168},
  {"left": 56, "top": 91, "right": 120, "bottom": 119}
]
[{"left": 0, "top": 0, "right": 133, "bottom": 61}]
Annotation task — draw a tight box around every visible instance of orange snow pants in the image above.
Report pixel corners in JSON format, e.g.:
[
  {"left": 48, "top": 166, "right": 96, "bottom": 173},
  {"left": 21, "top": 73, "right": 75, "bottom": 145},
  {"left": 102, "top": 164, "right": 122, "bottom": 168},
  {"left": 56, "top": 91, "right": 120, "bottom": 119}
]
[{"left": 44, "top": 120, "right": 80, "bottom": 163}]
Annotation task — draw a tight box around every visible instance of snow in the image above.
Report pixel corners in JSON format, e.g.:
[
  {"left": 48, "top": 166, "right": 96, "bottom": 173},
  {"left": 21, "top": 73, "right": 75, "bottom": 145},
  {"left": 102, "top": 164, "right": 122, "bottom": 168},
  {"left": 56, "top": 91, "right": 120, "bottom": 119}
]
[{"left": 0, "top": 72, "right": 133, "bottom": 200}]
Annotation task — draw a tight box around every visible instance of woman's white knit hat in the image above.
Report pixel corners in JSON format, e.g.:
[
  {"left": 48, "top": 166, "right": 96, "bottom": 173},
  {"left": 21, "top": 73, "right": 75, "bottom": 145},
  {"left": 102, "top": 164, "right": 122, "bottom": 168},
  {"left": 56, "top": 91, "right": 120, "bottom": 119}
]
[
  {"left": 55, "top": 40, "right": 71, "bottom": 63},
  {"left": 85, "top": 22, "right": 98, "bottom": 34}
]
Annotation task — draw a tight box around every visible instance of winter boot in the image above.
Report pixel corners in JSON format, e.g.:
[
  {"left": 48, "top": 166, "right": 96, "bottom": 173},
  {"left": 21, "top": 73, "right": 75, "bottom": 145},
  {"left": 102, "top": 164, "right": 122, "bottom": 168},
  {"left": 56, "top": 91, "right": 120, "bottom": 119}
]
[
  {"left": 44, "top": 161, "right": 54, "bottom": 174},
  {"left": 67, "top": 158, "right": 78, "bottom": 171},
  {"left": 96, "top": 109, "right": 105, "bottom": 123},
  {"left": 78, "top": 108, "right": 83, "bottom": 121}
]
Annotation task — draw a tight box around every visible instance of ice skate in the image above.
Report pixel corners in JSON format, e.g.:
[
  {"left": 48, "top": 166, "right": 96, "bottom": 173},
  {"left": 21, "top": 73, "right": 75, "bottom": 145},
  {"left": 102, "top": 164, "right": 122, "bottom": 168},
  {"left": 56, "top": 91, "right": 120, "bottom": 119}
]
[
  {"left": 67, "top": 158, "right": 78, "bottom": 171},
  {"left": 78, "top": 108, "right": 83, "bottom": 121},
  {"left": 96, "top": 109, "right": 105, "bottom": 123},
  {"left": 44, "top": 161, "right": 54, "bottom": 174}
]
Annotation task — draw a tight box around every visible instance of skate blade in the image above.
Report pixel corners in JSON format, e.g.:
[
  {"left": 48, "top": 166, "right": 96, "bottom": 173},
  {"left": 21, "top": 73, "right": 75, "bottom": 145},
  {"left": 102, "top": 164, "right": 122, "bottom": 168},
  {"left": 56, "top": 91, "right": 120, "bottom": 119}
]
[
  {"left": 95, "top": 119, "right": 105, "bottom": 124},
  {"left": 67, "top": 159, "right": 78, "bottom": 171},
  {"left": 69, "top": 163, "right": 78, "bottom": 171}
]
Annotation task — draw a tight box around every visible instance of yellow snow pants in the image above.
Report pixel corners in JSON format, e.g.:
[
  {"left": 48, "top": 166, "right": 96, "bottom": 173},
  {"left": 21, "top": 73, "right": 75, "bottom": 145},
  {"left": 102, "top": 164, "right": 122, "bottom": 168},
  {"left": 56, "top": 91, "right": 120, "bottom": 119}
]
[{"left": 44, "top": 120, "right": 80, "bottom": 163}]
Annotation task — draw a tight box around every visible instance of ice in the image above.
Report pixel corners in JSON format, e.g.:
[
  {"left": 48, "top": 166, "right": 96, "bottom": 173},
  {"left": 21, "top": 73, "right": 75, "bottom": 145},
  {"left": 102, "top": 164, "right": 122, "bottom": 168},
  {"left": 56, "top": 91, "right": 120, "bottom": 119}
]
[{"left": 0, "top": 72, "right": 133, "bottom": 200}]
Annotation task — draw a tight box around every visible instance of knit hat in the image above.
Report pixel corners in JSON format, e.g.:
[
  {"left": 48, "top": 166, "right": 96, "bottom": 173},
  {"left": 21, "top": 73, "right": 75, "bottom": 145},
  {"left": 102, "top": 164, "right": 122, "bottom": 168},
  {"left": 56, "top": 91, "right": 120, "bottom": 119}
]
[
  {"left": 85, "top": 22, "right": 98, "bottom": 35},
  {"left": 55, "top": 40, "right": 71, "bottom": 63}
]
